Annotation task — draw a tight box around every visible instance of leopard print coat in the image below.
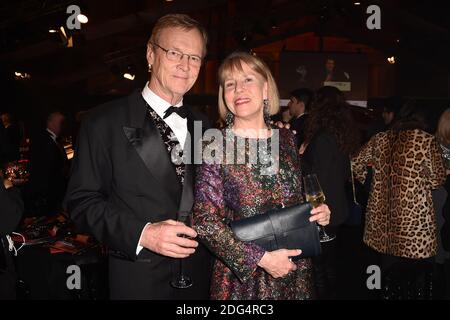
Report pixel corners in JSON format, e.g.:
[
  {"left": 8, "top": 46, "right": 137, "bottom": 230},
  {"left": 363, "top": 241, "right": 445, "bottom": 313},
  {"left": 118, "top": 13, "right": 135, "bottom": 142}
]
[{"left": 352, "top": 129, "right": 446, "bottom": 259}]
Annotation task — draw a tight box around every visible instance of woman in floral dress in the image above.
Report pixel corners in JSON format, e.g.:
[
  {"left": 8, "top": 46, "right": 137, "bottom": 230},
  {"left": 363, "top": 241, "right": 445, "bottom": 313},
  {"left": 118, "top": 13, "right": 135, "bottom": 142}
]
[{"left": 193, "top": 52, "right": 331, "bottom": 299}]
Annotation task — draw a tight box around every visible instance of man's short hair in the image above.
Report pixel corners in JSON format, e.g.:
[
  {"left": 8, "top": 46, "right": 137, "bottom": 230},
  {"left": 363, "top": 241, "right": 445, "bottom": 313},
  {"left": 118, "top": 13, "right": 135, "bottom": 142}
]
[
  {"left": 148, "top": 13, "right": 208, "bottom": 57},
  {"left": 290, "top": 88, "right": 314, "bottom": 111}
]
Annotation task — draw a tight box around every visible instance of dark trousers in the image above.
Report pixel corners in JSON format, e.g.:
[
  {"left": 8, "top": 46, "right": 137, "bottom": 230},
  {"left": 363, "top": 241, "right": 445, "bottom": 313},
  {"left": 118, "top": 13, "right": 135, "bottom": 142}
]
[
  {"left": 367, "top": 248, "right": 435, "bottom": 300},
  {"left": 312, "top": 226, "right": 339, "bottom": 300},
  {"left": 0, "top": 238, "right": 17, "bottom": 300},
  {"left": 434, "top": 259, "right": 450, "bottom": 300}
]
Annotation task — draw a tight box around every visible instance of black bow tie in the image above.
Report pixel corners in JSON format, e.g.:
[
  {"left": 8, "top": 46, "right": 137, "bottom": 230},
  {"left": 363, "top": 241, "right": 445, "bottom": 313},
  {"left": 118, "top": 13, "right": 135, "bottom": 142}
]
[{"left": 163, "top": 105, "right": 188, "bottom": 119}]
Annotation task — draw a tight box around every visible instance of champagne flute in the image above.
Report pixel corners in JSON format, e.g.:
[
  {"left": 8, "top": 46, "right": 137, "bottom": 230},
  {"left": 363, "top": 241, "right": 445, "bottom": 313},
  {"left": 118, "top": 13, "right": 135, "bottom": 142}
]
[
  {"left": 170, "top": 211, "right": 193, "bottom": 289},
  {"left": 303, "top": 174, "right": 336, "bottom": 243}
]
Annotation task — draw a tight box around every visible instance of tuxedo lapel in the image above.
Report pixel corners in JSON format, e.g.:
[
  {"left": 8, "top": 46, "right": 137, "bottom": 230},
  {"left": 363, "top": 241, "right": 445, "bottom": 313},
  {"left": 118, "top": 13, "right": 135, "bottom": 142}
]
[
  {"left": 177, "top": 108, "right": 205, "bottom": 213},
  {"left": 178, "top": 111, "right": 195, "bottom": 213},
  {"left": 122, "top": 91, "right": 181, "bottom": 203}
]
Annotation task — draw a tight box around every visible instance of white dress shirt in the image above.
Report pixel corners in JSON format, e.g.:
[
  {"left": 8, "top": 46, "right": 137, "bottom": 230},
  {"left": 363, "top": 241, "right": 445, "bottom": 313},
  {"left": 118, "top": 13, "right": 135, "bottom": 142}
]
[
  {"left": 46, "top": 128, "right": 57, "bottom": 142},
  {"left": 136, "top": 83, "right": 189, "bottom": 255},
  {"left": 141, "top": 82, "right": 188, "bottom": 147}
]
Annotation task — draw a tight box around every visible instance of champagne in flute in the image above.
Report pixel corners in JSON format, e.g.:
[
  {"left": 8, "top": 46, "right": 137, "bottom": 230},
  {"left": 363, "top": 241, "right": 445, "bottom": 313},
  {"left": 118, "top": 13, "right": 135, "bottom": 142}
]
[
  {"left": 306, "top": 192, "right": 326, "bottom": 209},
  {"left": 303, "top": 174, "right": 335, "bottom": 243}
]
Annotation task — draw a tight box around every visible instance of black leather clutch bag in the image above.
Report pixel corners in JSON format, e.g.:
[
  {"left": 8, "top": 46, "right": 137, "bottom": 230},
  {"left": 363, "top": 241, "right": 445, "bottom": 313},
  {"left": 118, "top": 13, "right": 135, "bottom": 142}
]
[{"left": 230, "top": 203, "right": 321, "bottom": 261}]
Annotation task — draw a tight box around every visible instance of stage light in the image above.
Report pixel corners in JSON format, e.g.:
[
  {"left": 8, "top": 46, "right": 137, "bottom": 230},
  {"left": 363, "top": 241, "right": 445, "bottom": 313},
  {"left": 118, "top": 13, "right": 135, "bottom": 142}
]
[
  {"left": 49, "top": 29, "right": 58, "bottom": 33},
  {"left": 387, "top": 56, "right": 396, "bottom": 64},
  {"left": 58, "top": 26, "right": 73, "bottom": 48},
  {"left": 14, "top": 72, "right": 31, "bottom": 80},
  {"left": 354, "top": 2, "right": 361, "bottom": 5},
  {"left": 77, "top": 14, "right": 88, "bottom": 24},
  {"left": 123, "top": 72, "right": 135, "bottom": 81},
  {"left": 60, "top": 26, "right": 67, "bottom": 38}
]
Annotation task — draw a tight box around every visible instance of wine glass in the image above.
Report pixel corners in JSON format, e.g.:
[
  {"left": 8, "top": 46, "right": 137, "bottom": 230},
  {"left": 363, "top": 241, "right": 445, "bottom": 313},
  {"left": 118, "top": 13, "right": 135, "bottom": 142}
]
[
  {"left": 170, "top": 211, "right": 193, "bottom": 289},
  {"left": 303, "top": 174, "right": 336, "bottom": 243}
]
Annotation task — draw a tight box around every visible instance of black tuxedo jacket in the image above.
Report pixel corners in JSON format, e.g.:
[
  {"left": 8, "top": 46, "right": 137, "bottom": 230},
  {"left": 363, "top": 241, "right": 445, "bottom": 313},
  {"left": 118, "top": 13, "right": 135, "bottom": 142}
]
[
  {"left": 0, "top": 123, "right": 13, "bottom": 166},
  {"left": 65, "top": 90, "right": 212, "bottom": 299},
  {"left": 289, "top": 114, "right": 309, "bottom": 148},
  {"left": 29, "top": 129, "right": 68, "bottom": 215}
]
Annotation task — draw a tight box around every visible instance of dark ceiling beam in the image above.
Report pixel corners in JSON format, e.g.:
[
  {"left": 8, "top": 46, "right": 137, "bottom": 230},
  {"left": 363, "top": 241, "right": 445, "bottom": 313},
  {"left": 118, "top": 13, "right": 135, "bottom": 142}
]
[
  {"left": 248, "top": 22, "right": 320, "bottom": 50},
  {"left": 0, "top": 0, "right": 227, "bottom": 63}
]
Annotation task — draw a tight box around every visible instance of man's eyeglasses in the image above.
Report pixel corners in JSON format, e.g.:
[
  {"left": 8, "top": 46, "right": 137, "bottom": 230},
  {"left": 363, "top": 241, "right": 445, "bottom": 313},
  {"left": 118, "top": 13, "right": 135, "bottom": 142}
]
[{"left": 150, "top": 42, "right": 203, "bottom": 67}]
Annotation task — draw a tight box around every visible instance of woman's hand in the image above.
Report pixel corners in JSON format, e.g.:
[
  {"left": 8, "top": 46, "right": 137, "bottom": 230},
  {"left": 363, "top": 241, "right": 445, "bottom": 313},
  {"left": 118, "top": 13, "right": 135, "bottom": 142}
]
[
  {"left": 309, "top": 204, "right": 331, "bottom": 226},
  {"left": 257, "top": 249, "right": 301, "bottom": 278},
  {"left": 299, "top": 143, "right": 308, "bottom": 155}
]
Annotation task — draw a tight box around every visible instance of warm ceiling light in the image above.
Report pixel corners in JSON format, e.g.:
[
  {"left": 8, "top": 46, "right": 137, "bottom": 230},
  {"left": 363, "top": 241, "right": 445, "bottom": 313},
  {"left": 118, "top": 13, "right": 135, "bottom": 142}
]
[
  {"left": 354, "top": 2, "right": 361, "bottom": 5},
  {"left": 14, "top": 71, "right": 31, "bottom": 79},
  {"left": 123, "top": 73, "right": 135, "bottom": 81},
  {"left": 77, "top": 14, "right": 88, "bottom": 24},
  {"left": 59, "top": 26, "right": 67, "bottom": 38},
  {"left": 49, "top": 29, "right": 58, "bottom": 33},
  {"left": 387, "top": 56, "right": 396, "bottom": 64}
]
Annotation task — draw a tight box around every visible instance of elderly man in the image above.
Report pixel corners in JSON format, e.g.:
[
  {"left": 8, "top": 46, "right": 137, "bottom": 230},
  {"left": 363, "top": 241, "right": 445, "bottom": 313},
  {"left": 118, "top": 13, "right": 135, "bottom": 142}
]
[{"left": 65, "top": 14, "right": 212, "bottom": 299}]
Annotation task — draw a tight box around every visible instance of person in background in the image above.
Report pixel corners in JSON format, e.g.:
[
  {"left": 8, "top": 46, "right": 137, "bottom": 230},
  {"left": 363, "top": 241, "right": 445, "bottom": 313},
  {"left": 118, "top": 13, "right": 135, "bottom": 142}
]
[
  {"left": 366, "top": 96, "right": 403, "bottom": 140},
  {"left": 301, "top": 86, "right": 360, "bottom": 299},
  {"left": 352, "top": 101, "right": 445, "bottom": 299},
  {"left": 322, "top": 58, "right": 349, "bottom": 84},
  {"left": 0, "top": 170, "right": 24, "bottom": 299},
  {"left": 1, "top": 113, "right": 22, "bottom": 162},
  {"left": 288, "top": 88, "right": 313, "bottom": 148},
  {"left": 28, "top": 111, "right": 68, "bottom": 216},
  {"left": 434, "top": 108, "right": 450, "bottom": 299}
]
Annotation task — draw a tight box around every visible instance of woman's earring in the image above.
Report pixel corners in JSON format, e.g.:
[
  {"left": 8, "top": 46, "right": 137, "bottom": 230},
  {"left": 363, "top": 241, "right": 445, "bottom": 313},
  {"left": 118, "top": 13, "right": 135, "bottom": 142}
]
[
  {"left": 263, "top": 99, "right": 271, "bottom": 126},
  {"left": 148, "top": 64, "right": 152, "bottom": 72},
  {"left": 225, "top": 111, "right": 234, "bottom": 128}
]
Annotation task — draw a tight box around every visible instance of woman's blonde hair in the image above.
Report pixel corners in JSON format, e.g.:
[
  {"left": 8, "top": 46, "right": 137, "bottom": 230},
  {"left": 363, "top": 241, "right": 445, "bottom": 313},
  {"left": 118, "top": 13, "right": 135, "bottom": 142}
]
[
  {"left": 217, "top": 51, "right": 280, "bottom": 120},
  {"left": 437, "top": 108, "right": 450, "bottom": 145}
]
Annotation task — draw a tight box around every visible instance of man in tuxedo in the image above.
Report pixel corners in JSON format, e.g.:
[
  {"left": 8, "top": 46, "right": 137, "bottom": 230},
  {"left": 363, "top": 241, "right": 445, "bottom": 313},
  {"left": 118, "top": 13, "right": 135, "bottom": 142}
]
[
  {"left": 288, "top": 88, "right": 313, "bottom": 148},
  {"left": 65, "top": 14, "right": 212, "bottom": 299},
  {"left": 28, "top": 111, "right": 68, "bottom": 216}
]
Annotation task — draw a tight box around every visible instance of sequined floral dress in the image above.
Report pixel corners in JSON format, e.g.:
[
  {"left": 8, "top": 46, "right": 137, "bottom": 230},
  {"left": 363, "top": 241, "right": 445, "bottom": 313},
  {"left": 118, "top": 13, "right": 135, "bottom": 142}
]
[{"left": 193, "top": 128, "right": 314, "bottom": 300}]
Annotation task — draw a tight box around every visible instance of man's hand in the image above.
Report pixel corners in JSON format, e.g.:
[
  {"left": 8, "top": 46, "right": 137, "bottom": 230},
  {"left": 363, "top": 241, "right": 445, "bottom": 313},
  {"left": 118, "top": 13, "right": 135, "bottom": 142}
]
[{"left": 139, "top": 219, "right": 199, "bottom": 258}]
